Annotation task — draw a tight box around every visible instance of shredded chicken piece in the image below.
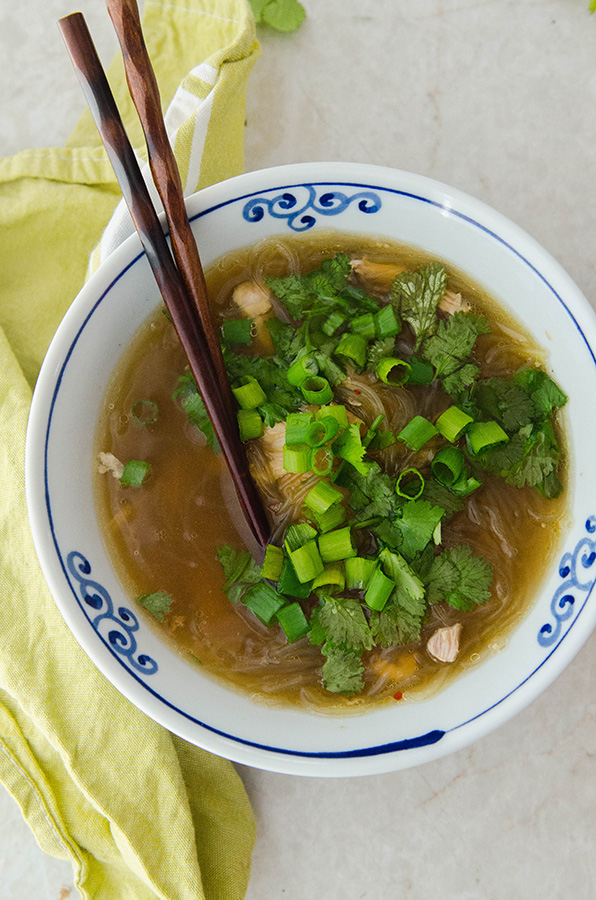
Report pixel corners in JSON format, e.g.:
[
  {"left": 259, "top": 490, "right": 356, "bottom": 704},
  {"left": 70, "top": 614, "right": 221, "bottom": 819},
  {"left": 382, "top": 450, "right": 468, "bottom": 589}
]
[
  {"left": 426, "top": 623, "right": 462, "bottom": 663},
  {"left": 98, "top": 451, "right": 124, "bottom": 480},
  {"left": 351, "top": 257, "right": 405, "bottom": 293},
  {"left": 438, "top": 290, "right": 471, "bottom": 316},
  {"left": 232, "top": 280, "right": 274, "bottom": 353},
  {"left": 253, "top": 422, "right": 287, "bottom": 482}
]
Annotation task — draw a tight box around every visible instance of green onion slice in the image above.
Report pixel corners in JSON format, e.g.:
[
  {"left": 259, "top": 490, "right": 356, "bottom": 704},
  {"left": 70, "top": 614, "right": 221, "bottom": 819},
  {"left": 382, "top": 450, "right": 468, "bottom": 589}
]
[
  {"left": 334, "top": 333, "right": 368, "bottom": 369},
  {"left": 351, "top": 313, "right": 376, "bottom": 340},
  {"left": 276, "top": 602, "right": 309, "bottom": 642},
  {"left": 120, "top": 459, "right": 150, "bottom": 487},
  {"left": 285, "top": 412, "right": 314, "bottom": 444},
  {"left": 305, "top": 416, "right": 340, "bottom": 447},
  {"left": 301, "top": 376, "right": 334, "bottom": 405},
  {"left": 304, "top": 480, "right": 343, "bottom": 515},
  {"left": 376, "top": 357, "right": 412, "bottom": 386},
  {"left": 345, "top": 556, "right": 376, "bottom": 591},
  {"left": 467, "top": 420, "right": 509, "bottom": 454},
  {"left": 431, "top": 447, "right": 465, "bottom": 487},
  {"left": 435, "top": 405, "right": 474, "bottom": 443},
  {"left": 312, "top": 562, "right": 345, "bottom": 594},
  {"left": 374, "top": 305, "right": 401, "bottom": 339},
  {"left": 222, "top": 318, "right": 253, "bottom": 345},
  {"left": 232, "top": 375, "right": 266, "bottom": 410},
  {"left": 396, "top": 467, "right": 425, "bottom": 499},
  {"left": 278, "top": 558, "right": 312, "bottom": 599},
  {"left": 131, "top": 399, "right": 158, "bottom": 425},
  {"left": 318, "top": 526, "right": 356, "bottom": 563},
  {"left": 309, "top": 502, "right": 347, "bottom": 533},
  {"left": 397, "top": 415, "right": 438, "bottom": 451},
  {"left": 311, "top": 446, "right": 334, "bottom": 476},
  {"left": 261, "top": 544, "right": 284, "bottom": 581},
  {"left": 288, "top": 541, "right": 324, "bottom": 583},
  {"left": 283, "top": 443, "right": 311, "bottom": 473},
  {"left": 316, "top": 404, "right": 348, "bottom": 430},
  {"left": 242, "top": 582, "right": 286, "bottom": 625},
  {"left": 287, "top": 354, "right": 319, "bottom": 387},
  {"left": 237, "top": 408, "right": 263, "bottom": 442},
  {"left": 364, "top": 566, "right": 394, "bottom": 612},
  {"left": 285, "top": 522, "right": 318, "bottom": 553}
]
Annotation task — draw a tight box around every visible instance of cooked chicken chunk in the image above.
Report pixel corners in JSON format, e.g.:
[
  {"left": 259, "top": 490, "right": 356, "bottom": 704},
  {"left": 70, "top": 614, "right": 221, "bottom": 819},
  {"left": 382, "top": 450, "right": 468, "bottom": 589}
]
[
  {"left": 350, "top": 258, "right": 405, "bottom": 293},
  {"left": 426, "top": 623, "right": 462, "bottom": 663},
  {"left": 98, "top": 452, "right": 124, "bottom": 480},
  {"left": 438, "top": 290, "right": 471, "bottom": 316},
  {"left": 232, "top": 280, "right": 274, "bottom": 354}
]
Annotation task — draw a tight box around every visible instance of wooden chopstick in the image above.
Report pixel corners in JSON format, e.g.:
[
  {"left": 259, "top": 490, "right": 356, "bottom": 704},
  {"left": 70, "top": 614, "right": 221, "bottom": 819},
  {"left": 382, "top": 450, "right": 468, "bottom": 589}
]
[
  {"left": 58, "top": 12, "right": 270, "bottom": 549},
  {"left": 105, "top": 0, "right": 236, "bottom": 423}
]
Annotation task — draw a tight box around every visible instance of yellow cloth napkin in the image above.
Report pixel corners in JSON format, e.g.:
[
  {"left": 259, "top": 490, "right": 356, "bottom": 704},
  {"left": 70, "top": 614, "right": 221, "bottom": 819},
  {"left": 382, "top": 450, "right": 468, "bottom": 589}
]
[{"left": 0, "top": 2, "right": 260, "bottom": 898}]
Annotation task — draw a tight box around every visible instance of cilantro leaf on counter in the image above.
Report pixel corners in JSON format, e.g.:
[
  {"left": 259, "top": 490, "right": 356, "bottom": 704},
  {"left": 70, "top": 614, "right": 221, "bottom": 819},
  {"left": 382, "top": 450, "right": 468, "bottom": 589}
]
[
  {"left": 317, "top": 596, "right": 374, "bottom": 652},
  {"left": 249, "top": 0, "right": 306, "bottom": 32},
  {"left": 425, "top": 544, "right": 493, "bottom": 611},
  {"left": 391, "top": 262, "right": 447, "bottom": 349},
  {"left": 321, "top": 642, "right": 365, "bottom": 694},
  {"left": 217, "top": 545, "right": 261, "bottom": 604},
  {"left": 137, "top": 591, "right": 173, "bottom": 622}
]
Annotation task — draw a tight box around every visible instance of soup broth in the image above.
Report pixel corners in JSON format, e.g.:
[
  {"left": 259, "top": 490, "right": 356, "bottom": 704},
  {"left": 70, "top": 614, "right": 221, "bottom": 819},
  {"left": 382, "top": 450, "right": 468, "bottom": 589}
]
[{"left": 95, "top": 232, "right": 568, "bottom": 711}]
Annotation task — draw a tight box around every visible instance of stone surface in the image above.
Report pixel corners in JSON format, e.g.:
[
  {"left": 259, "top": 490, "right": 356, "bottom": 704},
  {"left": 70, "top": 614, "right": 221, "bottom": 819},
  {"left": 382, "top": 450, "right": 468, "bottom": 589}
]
[{"left": 2, "top": 1, "right": 596, "bottom": 898}]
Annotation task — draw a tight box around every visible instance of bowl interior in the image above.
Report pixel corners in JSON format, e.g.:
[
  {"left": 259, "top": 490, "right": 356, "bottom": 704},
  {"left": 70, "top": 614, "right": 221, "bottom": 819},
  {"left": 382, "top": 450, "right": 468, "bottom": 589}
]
[{"left": 26, "top": 162, "right": 596, "bottom": 776}]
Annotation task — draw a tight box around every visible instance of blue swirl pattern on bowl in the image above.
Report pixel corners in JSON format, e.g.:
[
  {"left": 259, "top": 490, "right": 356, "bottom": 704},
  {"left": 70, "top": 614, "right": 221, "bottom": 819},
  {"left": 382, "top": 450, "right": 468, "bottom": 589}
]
[{"left": 242, "top": 185, "right": 381, "bottom": 231}]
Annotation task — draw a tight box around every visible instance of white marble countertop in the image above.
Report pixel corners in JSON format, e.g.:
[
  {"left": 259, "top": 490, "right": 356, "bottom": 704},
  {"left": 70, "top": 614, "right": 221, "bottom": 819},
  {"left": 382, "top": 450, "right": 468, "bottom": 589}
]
[{"left": 2, "top": 1, "right": 596, "bottom": 898}]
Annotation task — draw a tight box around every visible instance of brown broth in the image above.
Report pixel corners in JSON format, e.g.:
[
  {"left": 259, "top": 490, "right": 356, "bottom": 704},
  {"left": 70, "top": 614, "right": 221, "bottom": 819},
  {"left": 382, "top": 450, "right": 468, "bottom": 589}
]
[{"left": 94, "top": 232, "right": 569, "bottom": 712}]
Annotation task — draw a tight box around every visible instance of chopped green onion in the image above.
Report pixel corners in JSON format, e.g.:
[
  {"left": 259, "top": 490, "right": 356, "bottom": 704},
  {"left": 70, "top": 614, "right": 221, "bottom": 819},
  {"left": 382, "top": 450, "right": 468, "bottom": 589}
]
[
  {"left": 433, "top": 521, "right": 442, "bottom": 545},
  {"left": 242, "top": 582, "right": 286, "bottom": 624},
  {"left": 312, "top": 562, "right": 345, "bottom": 594},
  {"left": 305, "top": 416, "right": 340, "bottom": 447},
  {"left": 345, "top": 556, "right": 376, "bottom": 590},
  {"left": 450, "top": 473, "right": 483, "bottom": 497},
  {"left": 334, "top": 333, "right": 368, "bottom": 369},
  {"left": 222, "top": 317, "right": 253, "bottom": 345},
  {"left": 364, "top": 566, "right": 394, "bottom": 612},
  {"left": 363, "top": 414, "right": 385, "bottom": 448},
  {"left": 376, "top": 357, "right": 411, "bottom": 386},
  {"left": 131, "top": 399, "right": 158, "bottom": 425},
  {"left": 351, "top": 313, "right": 376, "bottom": 340},
  {"left": 232, "top": 375, "right": 266, "bottom": 409},
  {"left": 322, "top": 310, "right": 347, "bottom": 336},
  {"left": 318, "top": 526, "right": 356, "bottom": 563},
  {"left": 311, "top": 446, "right": 335, "bottom": 476},
  {"left": 261, "top": 544, "right": 284, "bottom": 581},
  {"left": 397, "top": 415, "right": 438, "bottom": 451},
  {"left": 287, "top": 354, "right": 318, "bottom": 387},
  {"left": 285, "top": 412, "right": 314, "bottom": 444},
  {"left": 283, "top": 443, "right": 311, "bottom": 473},
  {"left": 309, "top": 502, "right": 347, "bottom": 533},
  {"left": 431, "top": 447, "right": 465, "bottom": 486},
  {"left": 120, "top": 460, "right": 150, "bottom": 487},
  {"left": 374, "top": 305, "right": 401, "bottom": 339},
  {"left": 285, "top": 522, "right": 318, "bottom": 553},
  {"left": 316, "top": 404, "right": 348, "bottom": 430},
  {"left": 276, "top": 602, "right": 309, "bottom": 642},
  {"left": 237, "top": 408, "right": 263, "bottom": 441},
  {"left": 301, "top": 376, "right": 334, "bottom": 405},
  {"left": 288, "top": 541, "right": 324, "bottom": 583},
  {"left": 407, "top": 356, "right": 434, "bottom": 386},
  {"left": 278, "top": 558, "right": 312, "bottom": 598},
  {"left": 304, "top": 480, "right": 343, "bottom": 515},
  {"left": 396, "top": 467, "right": 425, "bottom": 499},
  {"left": 368, "top": 430, "right": 396, "bottom": 451},
  {"left": 435, "top": 405, "right": 474, "bottom": 443},
  {"left": 467, "top": 420, "right": 509, "bottom": 454}
]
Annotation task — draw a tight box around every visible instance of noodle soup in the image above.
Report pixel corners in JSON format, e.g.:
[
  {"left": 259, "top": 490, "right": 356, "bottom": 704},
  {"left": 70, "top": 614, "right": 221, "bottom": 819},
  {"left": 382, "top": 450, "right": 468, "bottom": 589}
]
[{"left": 95, "top": 232, "right": 568, "bottom": 711}]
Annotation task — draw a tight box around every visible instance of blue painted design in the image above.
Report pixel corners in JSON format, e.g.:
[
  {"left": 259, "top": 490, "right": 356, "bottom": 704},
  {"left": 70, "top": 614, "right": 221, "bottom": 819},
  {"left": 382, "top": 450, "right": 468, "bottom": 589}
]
[
  {"left": 242, "top": 185, "right": 381, "bottom": 232},
  {"left": 538, "top": 516, "right": 596, "bottom": 647},
  {"left": 66, "top": 551, "right": 158, "bottom": 675}
]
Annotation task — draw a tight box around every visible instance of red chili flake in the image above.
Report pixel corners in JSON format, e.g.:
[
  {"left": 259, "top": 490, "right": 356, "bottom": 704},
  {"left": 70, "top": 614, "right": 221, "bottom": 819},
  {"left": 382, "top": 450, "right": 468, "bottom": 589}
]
[
  {"left": 354, "top": 389, "right": 361, "bottom": 395},
  {"left": 393, "top": 691, "right": 403, "bottom": 701}
]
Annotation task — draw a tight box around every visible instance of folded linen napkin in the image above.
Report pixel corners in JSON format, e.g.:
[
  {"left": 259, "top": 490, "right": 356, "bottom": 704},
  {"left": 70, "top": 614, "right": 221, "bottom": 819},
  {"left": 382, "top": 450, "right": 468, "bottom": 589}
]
[{"left": 0, "top": 2, "right": 260, "bottom": 898}]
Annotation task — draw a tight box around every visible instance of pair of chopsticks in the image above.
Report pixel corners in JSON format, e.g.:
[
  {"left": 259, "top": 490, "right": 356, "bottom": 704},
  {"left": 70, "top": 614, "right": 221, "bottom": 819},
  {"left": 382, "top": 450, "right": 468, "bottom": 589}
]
[{"left": 59, "top": 3, "right": 270, "bottom": 549}]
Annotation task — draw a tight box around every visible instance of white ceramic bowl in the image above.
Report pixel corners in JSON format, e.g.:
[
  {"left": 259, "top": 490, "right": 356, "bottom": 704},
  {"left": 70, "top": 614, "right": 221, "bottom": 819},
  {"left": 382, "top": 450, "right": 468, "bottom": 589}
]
[{"left": 25, "top": 162, "right": 596, "bottom": 776}]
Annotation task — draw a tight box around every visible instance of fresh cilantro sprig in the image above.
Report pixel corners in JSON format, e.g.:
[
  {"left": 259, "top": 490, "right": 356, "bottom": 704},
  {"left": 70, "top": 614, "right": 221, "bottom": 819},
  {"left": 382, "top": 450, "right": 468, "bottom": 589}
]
[
  {"left": 425, "top": 545, "right": 493, "bottom": 611},
  {"left": 422, "top": 312, "right": 491, "bottom": 398},
  {"left": 172, "top": 371, "right": 219, "bottom": 451},
  {"left": 217, "top": 545, "right": 261, "bottom": 603},
  {"left": 391, "top": 262, "right": 447, "bottom": 350}
]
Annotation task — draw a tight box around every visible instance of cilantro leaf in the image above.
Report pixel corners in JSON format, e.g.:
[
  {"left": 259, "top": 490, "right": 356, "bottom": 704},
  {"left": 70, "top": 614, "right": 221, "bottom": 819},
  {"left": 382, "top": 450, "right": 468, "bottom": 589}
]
[
  {"left": 317, "top": 596, "right": 374, "bottom": 652},
  {"left": 394, "top": 500, "right": 445, "bottom": 560},
  {"left": 473, "top": 377, "right": 537, "bottom": 433},
  {"left": 425, "top": 545, "right": 493, "bottom": 611},
  {"left": 391, "top": 262, "right": 447, "bottom": 350},
  {"left": 137, "top": 591, "right": 172, "bottom": 622},
  {"left": 217, "top": 545, "right": 261, "bottom": 604},
  {"left": 422, "top": 312, "right": 490, "bottom": 397},
  {"left": 420, "top": 478, "right": 466, "bottom": 521},
  {"left": 266, "top": 254, "right": 351, "bottom": 320},
  {"left": 370, "top": 593, "right": 424, "bottom": 647},
  {"left": 321, "top": 642, "right": 364, "bottom": 695},
  {"left": 334, "top": 422, "right": 370, "bottom": 475},
  {"left": 514, "top": 368, "right": 567, "bottom": 417},
  {"left": 172, "top": 371, "right": 219, "bottom": 452},
  {"left": 367, "top": 337, "right": 395, "bottom": 371},
  {"left": 478, "top": 422, "right": 560, "bottom": 492},
  {"left": 506, "top": 428, "right": 558, "bottom": 489}
]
